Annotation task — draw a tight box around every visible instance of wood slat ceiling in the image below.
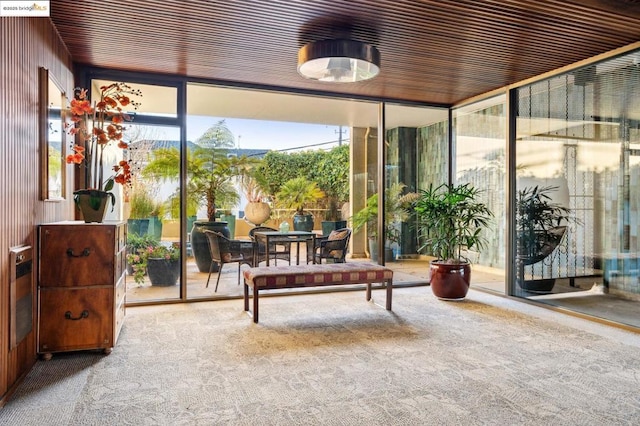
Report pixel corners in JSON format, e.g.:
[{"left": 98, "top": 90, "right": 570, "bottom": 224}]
[{"left": 50, "top": 0, "right": 640, "bottom": 106}]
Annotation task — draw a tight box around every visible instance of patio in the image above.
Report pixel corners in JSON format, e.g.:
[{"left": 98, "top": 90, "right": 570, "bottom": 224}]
[{"left": 124, "top": 250, "right": 505, "bottom": 303}]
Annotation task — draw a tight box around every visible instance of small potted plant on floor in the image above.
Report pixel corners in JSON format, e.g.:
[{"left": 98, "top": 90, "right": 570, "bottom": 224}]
[
  {"left": 125, "top": 233, "right": 160, "bottom": 285},
  {"left": 412, "top": 183, "right": 493, "bottom": 300},
  {"left": 144, "top": 243, "right": 181, "bottom": 287}
]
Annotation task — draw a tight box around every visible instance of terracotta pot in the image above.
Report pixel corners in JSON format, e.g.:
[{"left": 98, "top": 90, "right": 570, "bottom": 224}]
[{"left": 429, "top": 261, "right": 471, "bottom": 300}]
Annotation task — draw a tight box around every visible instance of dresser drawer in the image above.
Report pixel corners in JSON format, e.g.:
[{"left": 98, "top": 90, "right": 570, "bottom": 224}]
[
  {"left": 115, "top": 274, "right": 126, "bottom": 306},
  {"left": 40, "top": 225, "right": 117, "bottom": 287},
  {"left": 115, "top": 300, "right": 125, "bottom": 342},
  {"left": 38, "top": 287, "right": 114, "bottom": 353}
]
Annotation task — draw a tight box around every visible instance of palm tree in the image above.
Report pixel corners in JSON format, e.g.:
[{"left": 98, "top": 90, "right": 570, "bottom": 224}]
[
  {"left": 143, "top": 120, "right": 258, "bottom": 221},
  {"left": 276, "top": 177, "right": 325, "bottom": 216}
]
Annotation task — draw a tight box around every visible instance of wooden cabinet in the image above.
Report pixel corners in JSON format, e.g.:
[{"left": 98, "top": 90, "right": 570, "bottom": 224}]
[{"left": 38, "top": 221, "right": 126, "bottom": 359}]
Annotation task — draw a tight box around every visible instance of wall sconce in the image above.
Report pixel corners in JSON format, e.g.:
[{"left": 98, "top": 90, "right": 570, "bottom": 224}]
[{"left": 297, "top": 39, "right": 380, "bottom": 83}]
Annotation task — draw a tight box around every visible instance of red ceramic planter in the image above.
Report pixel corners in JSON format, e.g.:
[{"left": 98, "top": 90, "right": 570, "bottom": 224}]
[{"left": 429, "top": 261, "right": 471, "bottom": 300}]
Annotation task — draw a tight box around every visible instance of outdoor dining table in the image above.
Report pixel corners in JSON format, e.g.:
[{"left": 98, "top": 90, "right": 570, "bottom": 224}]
[{"left": 253, "top": 231, "right": 316, "bottom": 266}]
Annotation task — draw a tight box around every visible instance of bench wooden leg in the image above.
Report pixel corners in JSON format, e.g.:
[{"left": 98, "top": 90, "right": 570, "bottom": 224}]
[
  {"left": 366, "top": 283, "right": 372, "bottom": 301},
  {"left": 253, "top": 287, "right": 259, "bottom": 323},
  {"left": 386, "top": 279, "right": 393, "bottom": 310},
  {"left": 244, "top": 280, "right": 249, "bottom": 312}
]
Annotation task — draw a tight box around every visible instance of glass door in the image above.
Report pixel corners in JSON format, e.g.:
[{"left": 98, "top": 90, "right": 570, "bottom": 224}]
[{"left": 125, "top": 125, "right": 182, "bottom": 303}]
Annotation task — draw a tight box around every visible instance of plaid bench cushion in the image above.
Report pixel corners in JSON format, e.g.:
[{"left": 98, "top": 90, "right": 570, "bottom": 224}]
[{"left": 243, "top": 262, "right": 393, "bottom": 289}]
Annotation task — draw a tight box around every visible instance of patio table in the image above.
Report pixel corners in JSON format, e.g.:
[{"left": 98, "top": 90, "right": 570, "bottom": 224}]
[{"left": 253, "top": 231, "right": 316, "bottom": 266}]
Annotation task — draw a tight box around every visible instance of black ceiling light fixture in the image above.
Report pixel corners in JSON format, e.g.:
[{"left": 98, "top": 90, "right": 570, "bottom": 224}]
[{"left": 297, "top": 38, "right": 381, "bottom": 83}]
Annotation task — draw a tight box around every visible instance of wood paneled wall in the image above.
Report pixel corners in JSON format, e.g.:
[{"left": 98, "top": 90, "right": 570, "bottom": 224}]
[{"left": 0, "top": 17, "right": 74, "bottom": 405}]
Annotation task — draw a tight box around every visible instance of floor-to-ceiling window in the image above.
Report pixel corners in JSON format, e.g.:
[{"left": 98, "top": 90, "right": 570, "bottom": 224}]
[
  {"left": 184, "top": 83, "right": 379, "bottom": 299},
  {"left": 384, "top": 104, "right": 449, "bottom": 261},
  {"left": 84, "top": 78, "right": 183, "bottom": 304},
  {"left": 452, "top": 96, "right": 507, "bottom": 290},
  {"left": 514, "top": 51, "right": 640, "bottom": 327}
]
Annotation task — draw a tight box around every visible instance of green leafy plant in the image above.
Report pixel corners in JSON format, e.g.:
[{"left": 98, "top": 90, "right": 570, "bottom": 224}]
[
  {"left": 412, "top": 183, "right": 493, "bottom": 263},
  {"left": 129, "top": 243, "right": 180, "bottom": 285},
  {"left": 126, "top": 233, "right": 160, "bottom": 252},
  {"left": 276, "top": 177, "right": 325, "bottom": 216},
  {"left": 351, "top": 183, "right": 417, "bottom": 244},
  {"left": 516, "top": 185, "right": 573, "bottom": 264},
  {"left": 126, "top": 233, "right": 161, "bottom": 285},
  {"left": 257, "top": 145, "right": 349, "bottom": 207},
  {"left": 145, "top": 244, "right": 180, "bottom": 261},
  {"left": 129, "top": 188, "right": 156, "bottom": 218},
  {"left": 126, "top": 252, "right": 147, "bottom": 285},
  {"left": 143, "top": 120, "right": 258, "bottom": 221},
  {"left": 240, "top": 168, "right": 269, "bottom": 203},
  {"left": 166, "top": 190, "right": 199, "bottom": 219}
]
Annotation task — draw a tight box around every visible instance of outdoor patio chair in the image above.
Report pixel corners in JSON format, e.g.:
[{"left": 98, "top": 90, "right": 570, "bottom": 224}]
[
  {"left": 202, "top": 230, "right": 254, "bottom": 291},
  {"left": 249, "top": 226, "right": 292, "bottom": 266},
  {"left": 311, "top": 228, "right": 351, "bottom": 264}
]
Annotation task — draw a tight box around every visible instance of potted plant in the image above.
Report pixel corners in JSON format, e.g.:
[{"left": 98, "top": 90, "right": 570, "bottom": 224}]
[
  {"left": 240, "top": 172, "right": 272, "bottom": 226},
  {"left": 144, "top": 243, "right": 181, "bottom": 287},
  {"left": 147, "top": 199, "right": 165, "bottom": 240},
  {"left": 351, "top": 183, "right": 416, "bottom": 262},
  {"left": 516, "top": 184, "right": 573, "bottom": 293},
  {"left": 65, "top": 83, "right": 142, "bottom": 222},
  {"left": 125, "top": 233, "right": 160, "bottom": 286},
  {"left": 276, "top": 177, "right": 325, "bottom": 232},
  {"left": 127, "top": 188, "right": 155, "bottom": 236},
  {"left": 321, "top": 198, "right": 348, "bottom": 237},
  {"left": 143, "top": 120, "right": 258, "bottom": 272},
  {"left": 412, "top": 183, "right": 493, "bottom": 300}
]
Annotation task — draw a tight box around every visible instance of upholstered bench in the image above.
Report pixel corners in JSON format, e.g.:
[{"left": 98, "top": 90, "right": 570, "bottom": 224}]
[{"left": 242, "top": 263, "right": 394, "bottom": 323}]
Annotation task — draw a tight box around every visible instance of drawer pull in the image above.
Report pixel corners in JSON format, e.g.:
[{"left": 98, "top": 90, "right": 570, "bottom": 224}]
[
  {"left": 65, "top": 310, "right": 89, "bottom": 320},
  {"left": 66, "top": 248, "right": 91, "bottom": 258}
]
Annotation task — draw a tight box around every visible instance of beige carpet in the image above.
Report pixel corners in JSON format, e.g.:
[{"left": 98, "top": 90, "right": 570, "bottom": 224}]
[{"left": 2, "top": 286, "right": 640, "bottom": 425}]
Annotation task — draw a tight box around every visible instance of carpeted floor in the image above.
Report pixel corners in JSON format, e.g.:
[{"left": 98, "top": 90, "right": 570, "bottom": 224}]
[{"left": 1, "top": 286, "right": 640, "bottom": 425}]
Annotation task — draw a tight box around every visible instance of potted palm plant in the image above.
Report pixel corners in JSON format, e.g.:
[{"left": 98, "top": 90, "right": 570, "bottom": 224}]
[
  {"left": 276, "top": 177, "right": 325, "bottom": 231},
  {"left": 412, "top": 183, "right": 493, "bottom": 300},
  {"left": 351, "top": 183, "right": 416, "bottom": 262},
  {"left": 516, "top": 184, "right": 573, "bottom": 293},
  {"left": 143, "top": 120, "right": 258, "bottom": 272}
]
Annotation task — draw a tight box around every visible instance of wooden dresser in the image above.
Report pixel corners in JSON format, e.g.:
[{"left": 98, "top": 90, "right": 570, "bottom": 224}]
[{"left": 38, "top": 221, "right": 126, "bottom": 360}]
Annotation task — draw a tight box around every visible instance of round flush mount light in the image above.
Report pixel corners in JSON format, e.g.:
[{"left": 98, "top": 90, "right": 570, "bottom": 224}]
[{"left": 297, "top": 39, "right": 381, "bottom": 83}]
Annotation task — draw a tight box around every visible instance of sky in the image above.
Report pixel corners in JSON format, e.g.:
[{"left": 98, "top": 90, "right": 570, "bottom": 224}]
[{"left": 186, "top": 116, "right": 349, "bottom": 152}]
